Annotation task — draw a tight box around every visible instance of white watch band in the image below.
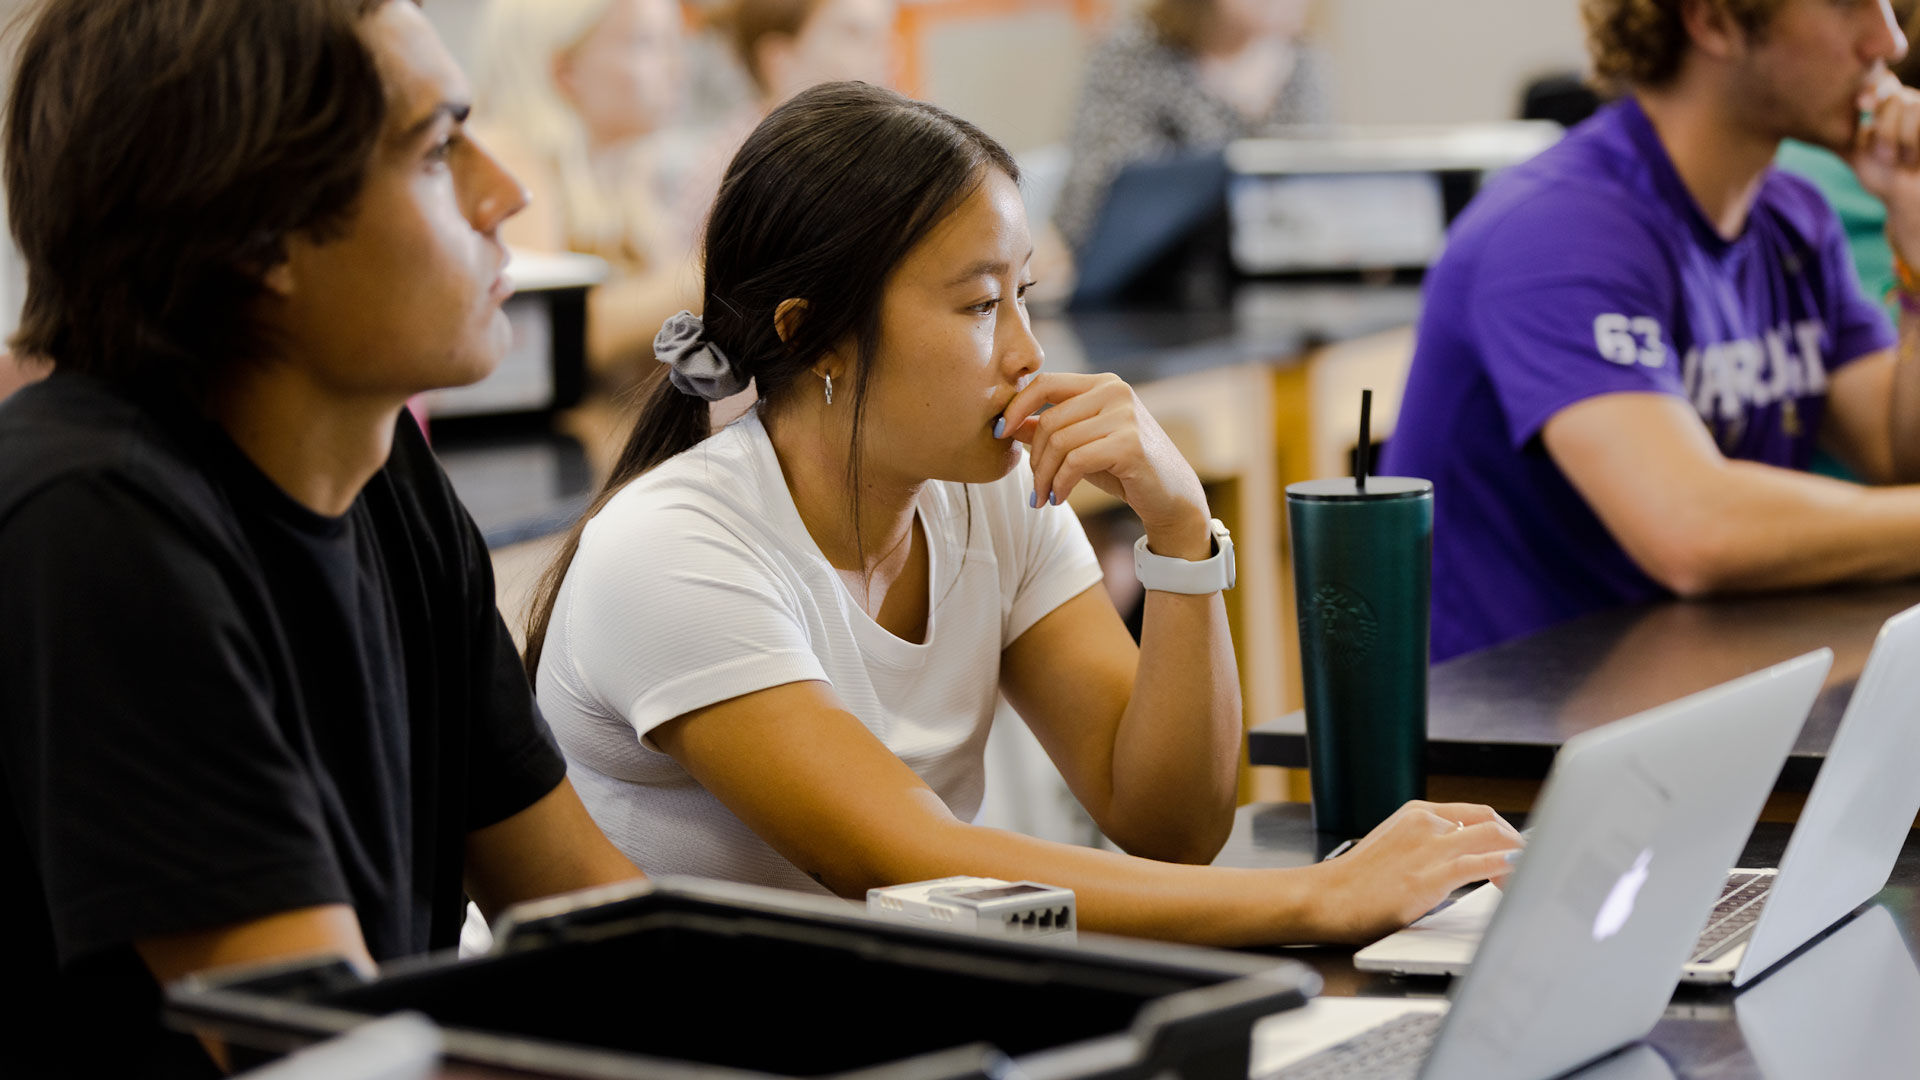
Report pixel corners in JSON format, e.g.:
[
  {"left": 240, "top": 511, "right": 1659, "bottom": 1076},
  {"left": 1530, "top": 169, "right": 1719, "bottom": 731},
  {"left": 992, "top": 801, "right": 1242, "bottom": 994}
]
[{"left": 1133, "top": 518, "right": 1235, "bottom": 594}]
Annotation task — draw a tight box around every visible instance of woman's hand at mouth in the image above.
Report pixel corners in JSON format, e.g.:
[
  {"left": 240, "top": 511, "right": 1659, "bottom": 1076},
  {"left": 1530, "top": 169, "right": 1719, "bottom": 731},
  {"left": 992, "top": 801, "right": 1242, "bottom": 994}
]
[{"left": 997, "top": 372, "right": 1213, "bottom": 558}]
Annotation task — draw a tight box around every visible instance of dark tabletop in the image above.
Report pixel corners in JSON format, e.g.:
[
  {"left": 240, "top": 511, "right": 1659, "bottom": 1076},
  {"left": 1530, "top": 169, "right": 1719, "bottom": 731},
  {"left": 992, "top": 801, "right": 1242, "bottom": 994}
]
[
  {"left": 1249, "top": 582, "right": 1920, "bottom": 792},
  {"left": 1217, "top": 801, "right": 1920, "bottom": 1078}
]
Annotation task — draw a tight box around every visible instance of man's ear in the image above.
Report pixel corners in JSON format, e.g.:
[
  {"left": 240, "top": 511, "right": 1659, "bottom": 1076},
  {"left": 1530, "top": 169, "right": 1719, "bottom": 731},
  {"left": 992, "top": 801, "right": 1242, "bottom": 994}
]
[
  {"left": 773, "top": 297, "right": 809, "bottom": 344},
  {"left": 261, "top": 258, "right": 297, "bottom": 300},
  {"left": 1680, "top": 0, "right": 1745, "bottom": 63}
]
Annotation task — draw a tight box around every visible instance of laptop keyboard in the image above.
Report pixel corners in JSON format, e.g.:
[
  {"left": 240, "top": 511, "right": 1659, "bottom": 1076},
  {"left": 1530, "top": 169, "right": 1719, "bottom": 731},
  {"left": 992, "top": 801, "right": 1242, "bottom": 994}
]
[
  {"left": 1270, "top": 872, "right": 1770, "bottom": 1077},
  {"left": 1268, "top": 1011, "right": 1444, "bottom": 1080},
  {"left": 1689, "top": 872, "right": 1773, "bottom": 964}
]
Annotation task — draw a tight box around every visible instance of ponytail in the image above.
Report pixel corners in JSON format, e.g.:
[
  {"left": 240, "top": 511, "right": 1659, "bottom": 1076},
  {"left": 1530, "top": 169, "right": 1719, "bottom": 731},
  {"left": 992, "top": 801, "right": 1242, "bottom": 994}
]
[{"left": 522, "top": 374, "right": 710, "bottom": 681}]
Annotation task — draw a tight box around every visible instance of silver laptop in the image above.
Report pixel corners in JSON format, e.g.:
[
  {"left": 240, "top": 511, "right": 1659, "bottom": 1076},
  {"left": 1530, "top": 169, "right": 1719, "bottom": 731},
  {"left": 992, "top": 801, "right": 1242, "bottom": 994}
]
[
  {"left": 1734, "top": 904, "right": 1920, "bottom": 1076},
  {"left": 1252, "top": 650, "right": 1829, "bottom": 1080},
  {"left": 1357, "top": 603, "right": 1920, "bottom": 987},
  {"left": 1557, "top": 1044, "right": 1674, "bottom": 1080}
]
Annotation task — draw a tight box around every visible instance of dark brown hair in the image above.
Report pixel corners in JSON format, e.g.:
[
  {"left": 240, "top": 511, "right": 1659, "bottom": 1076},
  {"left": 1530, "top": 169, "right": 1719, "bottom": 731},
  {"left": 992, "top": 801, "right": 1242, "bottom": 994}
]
[
  {"left": 6, "top": 0, "right": 395, "bottom": 395},
  {"left": 523, "top": 81, "right": 1018, "bottom": 679}
]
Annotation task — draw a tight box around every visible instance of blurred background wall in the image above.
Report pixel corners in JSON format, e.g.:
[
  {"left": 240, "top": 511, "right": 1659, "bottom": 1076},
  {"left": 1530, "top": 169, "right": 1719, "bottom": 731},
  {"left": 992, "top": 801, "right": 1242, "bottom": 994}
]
[
  {"left": 420, "top": 0, "right": 1586, "bottom": 153},
  {"left": 1317, "top": 0, "right": 1585, "bottom": 127}
]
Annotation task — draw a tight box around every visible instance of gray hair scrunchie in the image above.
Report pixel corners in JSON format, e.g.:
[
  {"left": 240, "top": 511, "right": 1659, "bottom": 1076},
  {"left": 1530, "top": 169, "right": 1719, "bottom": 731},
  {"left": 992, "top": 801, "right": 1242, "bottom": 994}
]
[{"left": 654, "top": 310, "right": 746, "bottom": 402}]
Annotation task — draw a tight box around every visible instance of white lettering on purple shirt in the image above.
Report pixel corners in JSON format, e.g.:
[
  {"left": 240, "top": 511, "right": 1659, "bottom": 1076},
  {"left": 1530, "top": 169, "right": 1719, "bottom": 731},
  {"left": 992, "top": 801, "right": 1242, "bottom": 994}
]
[{"left": 1679, "top": 318, "right": 1828, "bottom": 422}]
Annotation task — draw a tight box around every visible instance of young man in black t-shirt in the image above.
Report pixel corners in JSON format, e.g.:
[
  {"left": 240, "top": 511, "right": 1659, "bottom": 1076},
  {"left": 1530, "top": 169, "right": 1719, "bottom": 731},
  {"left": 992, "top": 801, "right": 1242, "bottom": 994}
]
[{"left": 0, "top": 2, "right": 643, "bottom": 1074}]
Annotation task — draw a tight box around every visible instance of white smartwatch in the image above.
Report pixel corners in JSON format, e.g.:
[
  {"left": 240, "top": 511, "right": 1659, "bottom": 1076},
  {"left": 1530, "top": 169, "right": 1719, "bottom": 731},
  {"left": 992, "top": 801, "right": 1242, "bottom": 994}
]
[{"left": 1132, "top": 518, "right": 1235, "bottom": 594}]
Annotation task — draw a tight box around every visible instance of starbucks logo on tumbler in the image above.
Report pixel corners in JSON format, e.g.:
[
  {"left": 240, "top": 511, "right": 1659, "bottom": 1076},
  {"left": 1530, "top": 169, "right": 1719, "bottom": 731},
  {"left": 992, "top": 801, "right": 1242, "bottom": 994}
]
[{"left": 1306, "top": 583, "right": 1378, "bottom": 663}]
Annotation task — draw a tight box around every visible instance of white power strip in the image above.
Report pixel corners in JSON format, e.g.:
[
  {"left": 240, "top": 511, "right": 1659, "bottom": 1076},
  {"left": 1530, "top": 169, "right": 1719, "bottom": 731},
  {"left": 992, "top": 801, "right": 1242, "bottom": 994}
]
[{"left": 867, "top": 876, "right": 1076, "bottom": 939}]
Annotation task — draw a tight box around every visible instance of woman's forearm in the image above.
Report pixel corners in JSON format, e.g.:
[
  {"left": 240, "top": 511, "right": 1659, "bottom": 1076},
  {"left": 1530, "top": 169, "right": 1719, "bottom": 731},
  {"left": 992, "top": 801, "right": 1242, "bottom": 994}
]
[
  {"left": 844, "top": 816, "right": 1327, "bottom": 947},
  {"left": 1104, "top": 583, "right": 1243, "bottom": 863}
]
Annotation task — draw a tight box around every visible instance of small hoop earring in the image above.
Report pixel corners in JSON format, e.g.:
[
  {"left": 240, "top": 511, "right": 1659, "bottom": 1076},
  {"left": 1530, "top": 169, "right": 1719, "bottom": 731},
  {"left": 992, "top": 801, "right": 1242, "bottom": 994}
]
[{"left": 823, "top": 373, "right": 834, "bottom": 406}]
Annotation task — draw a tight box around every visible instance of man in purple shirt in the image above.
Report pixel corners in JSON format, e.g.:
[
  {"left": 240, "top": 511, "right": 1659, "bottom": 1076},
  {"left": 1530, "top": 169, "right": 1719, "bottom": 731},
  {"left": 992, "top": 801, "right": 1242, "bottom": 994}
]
[{"left": 1385, "top": 0, "right": 1920, "bottom": 661}]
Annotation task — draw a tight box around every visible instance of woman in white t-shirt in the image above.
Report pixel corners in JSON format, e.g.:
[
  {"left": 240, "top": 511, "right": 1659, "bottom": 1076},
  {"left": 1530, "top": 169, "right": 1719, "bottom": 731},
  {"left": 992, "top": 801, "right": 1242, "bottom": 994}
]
[{"left": 524, "top": 82, "right": 1522, "bottom": 947}]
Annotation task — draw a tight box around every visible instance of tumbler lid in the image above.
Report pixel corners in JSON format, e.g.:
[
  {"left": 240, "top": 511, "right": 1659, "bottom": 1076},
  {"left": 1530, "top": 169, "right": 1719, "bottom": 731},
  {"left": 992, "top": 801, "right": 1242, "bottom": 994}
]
[{"left": 1286, "top": 476, "right": 1432, "bottom": 502}]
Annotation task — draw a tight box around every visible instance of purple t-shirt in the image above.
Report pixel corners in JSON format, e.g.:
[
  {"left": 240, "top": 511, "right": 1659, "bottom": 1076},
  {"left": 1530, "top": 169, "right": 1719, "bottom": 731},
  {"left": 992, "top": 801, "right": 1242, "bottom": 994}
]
[{"left": 1381, "top": 97, "right": 1895, "bottom": 662}]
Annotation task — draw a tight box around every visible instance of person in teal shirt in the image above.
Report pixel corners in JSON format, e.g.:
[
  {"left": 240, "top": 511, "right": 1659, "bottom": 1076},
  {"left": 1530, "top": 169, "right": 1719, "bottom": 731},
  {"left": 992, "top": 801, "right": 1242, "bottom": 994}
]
[{"left": 1778, "top": 138, "right": 1899, "bottom": 321}]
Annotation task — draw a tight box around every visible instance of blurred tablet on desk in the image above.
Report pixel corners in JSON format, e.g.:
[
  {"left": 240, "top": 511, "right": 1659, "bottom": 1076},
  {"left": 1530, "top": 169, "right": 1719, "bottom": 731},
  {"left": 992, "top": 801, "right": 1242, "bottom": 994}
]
[
  {"left": 425, "top": 249, "right": 608, "bottom": 422},
  {"left": 1069, "top": 150, "right": 1229, "bottom": 310}
]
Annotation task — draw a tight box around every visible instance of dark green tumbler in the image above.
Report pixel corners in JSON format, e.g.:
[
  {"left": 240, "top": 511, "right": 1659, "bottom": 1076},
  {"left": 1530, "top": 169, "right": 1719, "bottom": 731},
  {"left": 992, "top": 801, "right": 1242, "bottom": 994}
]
[{"left": 1286, "top": 476, "right": 1432, "bottom": 837}]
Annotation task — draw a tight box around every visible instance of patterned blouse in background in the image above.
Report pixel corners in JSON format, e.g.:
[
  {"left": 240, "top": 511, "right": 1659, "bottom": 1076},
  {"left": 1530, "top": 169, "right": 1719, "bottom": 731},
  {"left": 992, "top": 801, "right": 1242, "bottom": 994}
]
[{"left": 1053, "top": 16, "right": 1331, "bottom": 252}]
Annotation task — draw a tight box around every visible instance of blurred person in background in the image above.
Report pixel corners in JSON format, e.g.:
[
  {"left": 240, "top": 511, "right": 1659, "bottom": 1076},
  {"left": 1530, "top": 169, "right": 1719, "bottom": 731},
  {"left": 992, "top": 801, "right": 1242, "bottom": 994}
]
[
  {"left": 731, "top": 0, "right": 896, "bottom": 105},
  {"left": 475, "top": 0, "right": 696, "bottom": 377},
  {"left": 1052, "top": 0, "right": 1328, "bottom": 255},
  {"left": 662, "top": 0, "right": 898, "bottom": 254}
]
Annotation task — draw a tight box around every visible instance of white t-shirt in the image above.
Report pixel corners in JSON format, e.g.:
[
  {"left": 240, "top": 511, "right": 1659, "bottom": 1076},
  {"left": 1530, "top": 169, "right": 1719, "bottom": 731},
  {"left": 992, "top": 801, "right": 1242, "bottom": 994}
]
[{"left": 537, "top": 410, "right": 1105, "bottom": 892}]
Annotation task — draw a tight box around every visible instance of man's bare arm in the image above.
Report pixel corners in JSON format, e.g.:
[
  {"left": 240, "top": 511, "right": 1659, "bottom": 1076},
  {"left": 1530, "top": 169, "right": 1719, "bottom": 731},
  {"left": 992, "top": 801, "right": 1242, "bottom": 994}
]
[
  {"left": 136, "top": 904, "right": 374, "bottom": 1073},
  {"left": 463, "top": 778, "right": 642, "bottom": 920},
  {"left": 1543, "top": 391, "right": 1920, "bottom": 595}
]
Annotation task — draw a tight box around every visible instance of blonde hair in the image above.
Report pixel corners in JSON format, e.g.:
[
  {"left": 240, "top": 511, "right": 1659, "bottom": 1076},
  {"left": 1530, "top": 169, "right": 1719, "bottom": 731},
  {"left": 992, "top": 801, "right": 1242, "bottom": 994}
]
[
  {"left": 474, "top": 0, "right": 660, "bottom": 267},
  {"left": 1144, "top": 0, "right": 1222, "bottom": 54}
]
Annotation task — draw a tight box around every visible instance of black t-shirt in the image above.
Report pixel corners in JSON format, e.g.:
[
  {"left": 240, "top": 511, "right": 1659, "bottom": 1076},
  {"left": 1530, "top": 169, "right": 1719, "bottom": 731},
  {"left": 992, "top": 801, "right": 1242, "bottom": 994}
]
[{"left": 0, "top": 374, "right": 568, "bottom": 1077}]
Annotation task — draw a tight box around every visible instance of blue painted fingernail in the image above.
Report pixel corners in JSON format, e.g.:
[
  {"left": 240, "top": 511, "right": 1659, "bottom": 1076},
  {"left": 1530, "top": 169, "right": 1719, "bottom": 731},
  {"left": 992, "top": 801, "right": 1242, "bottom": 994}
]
[
  {"left": 1504, "top": 849, "right": 1523, "bottom": 864},
  {"left": 992, "top": 417, "right": 1006, "bottom": 439},
  {"left": 1049, "top": 491, "right": 1060, "bottom": 506},
  {"left": 1029, "top": 490, "right": 1040, "bottom": 508}
]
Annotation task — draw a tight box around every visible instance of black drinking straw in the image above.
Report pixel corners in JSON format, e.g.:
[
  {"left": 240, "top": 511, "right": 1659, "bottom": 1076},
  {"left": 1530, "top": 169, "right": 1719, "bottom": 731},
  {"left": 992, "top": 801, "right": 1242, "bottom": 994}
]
[{"left": 1356, "top": 388, "right": 1373, "bottom": 492}]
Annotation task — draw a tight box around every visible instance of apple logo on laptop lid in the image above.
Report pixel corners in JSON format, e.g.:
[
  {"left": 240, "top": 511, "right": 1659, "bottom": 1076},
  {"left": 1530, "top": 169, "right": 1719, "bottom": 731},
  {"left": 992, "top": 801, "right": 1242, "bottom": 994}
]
[{"left": 1594, "top": 848, "right": 1654, "bottom": 942}]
